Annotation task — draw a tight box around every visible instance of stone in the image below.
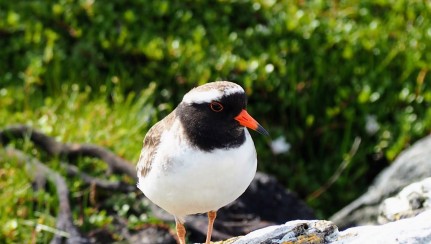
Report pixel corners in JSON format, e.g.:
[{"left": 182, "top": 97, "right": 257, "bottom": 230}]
[
  {"left": 378, "top": 177, "right": 431, "bottom": 224},
  {"left": 231, "top": 220, "right": 338, "bottom": 244},
  {"left": 220, "top": 210, "right": 431, "bottom": 244},
  {"left": 335, "top": 210, "right": 431, "bottom": 244}
]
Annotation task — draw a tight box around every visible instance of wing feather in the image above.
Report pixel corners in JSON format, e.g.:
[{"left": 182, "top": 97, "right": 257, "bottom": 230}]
[{"left": 137, "top": 111, "right": 176, "bottom": 178}]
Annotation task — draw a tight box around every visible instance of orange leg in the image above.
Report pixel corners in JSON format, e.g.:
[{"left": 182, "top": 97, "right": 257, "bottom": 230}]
[
  {"left": 205, "top": 211, "right": 217, "bottom": 244},
  {"left": 175, "top": 218, "right": 186, "bottom": 244}
]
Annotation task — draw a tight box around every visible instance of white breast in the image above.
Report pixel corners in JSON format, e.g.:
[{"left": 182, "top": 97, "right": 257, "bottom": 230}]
[{"left": 138, "top": 120, "right": 257, "bottom": 219}]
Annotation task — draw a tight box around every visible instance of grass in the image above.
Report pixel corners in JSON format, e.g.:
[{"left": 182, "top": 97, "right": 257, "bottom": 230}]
[
  {"left": 0, "top": 83, "right": 163, "bottom": 243},
  {"left": 0, "top": 83, "right": 157, "bottom": 159},
  {"left": 0, "top": 151, "right": 56, "bottom": 243}
]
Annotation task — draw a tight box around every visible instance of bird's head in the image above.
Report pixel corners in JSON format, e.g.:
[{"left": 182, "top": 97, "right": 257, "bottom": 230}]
[{"left": 178, "top": 81, "right": 268, "bottom": 151}]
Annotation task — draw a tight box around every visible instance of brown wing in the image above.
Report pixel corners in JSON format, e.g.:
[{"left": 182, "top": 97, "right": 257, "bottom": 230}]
[{"left": 137, "top": 111, "right": 176, "bottom": 178}]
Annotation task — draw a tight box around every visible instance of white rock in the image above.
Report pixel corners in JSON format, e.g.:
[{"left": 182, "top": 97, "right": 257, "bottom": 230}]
[
  {"left": 378, "top": 177, "right": 431, "bottom": 224},
  {"left": 335, "top": 210, "right": 431, "bottom": 244},
  {"left": 230, "top": 210, "right": 431, "bottom": 244},
  {"left": 232, "top": 220, "right": 338, "bottom": 244},
  {"left": 379, "top": 197, "right": 411, "bottom": 218}
]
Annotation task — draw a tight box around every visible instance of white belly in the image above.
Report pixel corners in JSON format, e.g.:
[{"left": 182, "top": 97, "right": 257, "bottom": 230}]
[{"left": 138, "top": 127, "right": 257, "bottom": 218}]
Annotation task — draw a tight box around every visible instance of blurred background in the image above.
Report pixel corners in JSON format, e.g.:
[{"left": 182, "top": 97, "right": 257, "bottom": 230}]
[{"left": 1, "top": 0, "right": 431, "bottom": 242}]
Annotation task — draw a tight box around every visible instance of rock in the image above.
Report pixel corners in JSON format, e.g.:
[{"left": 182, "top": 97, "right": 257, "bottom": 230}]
[
  {"left": 149, "top": 172, "right": 315, "bottom": 242},
  {"left": 222, "top": 210, "right": 431, "bottom": 244},
  {"left": 330, "top": 135, "right": 431, "bottom": 229},
  {"left": 231, "top": 220, "right": 338, "bottom": 244},
  {"left": 336, "top": 210, "right": 431, "bottom": 244},
  {"left": 378, "top": 177, "right": 431, "bottom": 224}
]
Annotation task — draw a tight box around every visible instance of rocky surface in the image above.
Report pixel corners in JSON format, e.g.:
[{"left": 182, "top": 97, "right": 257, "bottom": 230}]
[
  {"left": 336, "top": 210, "right": 431, "bottom": 244},
  {"left": 378, "top": 177, "right": 431, "bottom": 224},
  {"left": 219, "top": 210, "right": 431, "bottom": 244},
  {"left": 229, "top": 219, "right": 338, "bottom": 244},
  {"left": 330, "top": 135, "right": 431, "bottom": 229}
]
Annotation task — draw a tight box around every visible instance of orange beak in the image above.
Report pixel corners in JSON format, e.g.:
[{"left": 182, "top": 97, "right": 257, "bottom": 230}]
[{"left": 234, "top": 109, "right": 269, "bottom": 136}]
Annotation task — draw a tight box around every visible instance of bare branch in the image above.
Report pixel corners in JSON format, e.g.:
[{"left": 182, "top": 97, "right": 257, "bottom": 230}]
[
  {"left": 0, "top": 125, "right": 136, "bottom": 179},
  {"left": 63, "top": 163, "right": 136, "bottom": 192}
]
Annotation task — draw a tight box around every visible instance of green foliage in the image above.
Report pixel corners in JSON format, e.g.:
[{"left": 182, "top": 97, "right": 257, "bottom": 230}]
[
  {"left": 0, "top": 153, "right": 57, "bottom": 243},
  {"left": 1, "top": 0, "right": 431, "bottom": 239},
  {"left": 0, "top": 85, "right": 159, "bottom": 242}
]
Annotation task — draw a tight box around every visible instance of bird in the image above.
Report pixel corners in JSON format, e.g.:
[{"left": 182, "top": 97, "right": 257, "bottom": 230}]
[{"left": 136, "top": 81, "right": 268, "bottom": 244}]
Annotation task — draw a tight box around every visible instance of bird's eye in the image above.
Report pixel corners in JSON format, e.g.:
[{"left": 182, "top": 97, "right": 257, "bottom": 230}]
[{"left": 210, "top": 101, "right": 224, "bottom": 112}]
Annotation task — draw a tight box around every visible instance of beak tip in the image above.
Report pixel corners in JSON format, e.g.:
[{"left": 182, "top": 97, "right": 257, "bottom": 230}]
[{"left": 256, "top": 124, "right": 270, "bottom": 136}]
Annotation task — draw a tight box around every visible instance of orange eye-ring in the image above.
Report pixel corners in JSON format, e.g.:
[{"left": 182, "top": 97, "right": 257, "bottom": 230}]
[{"left": 210, "top": 101, "right": 224, "bottom": 112}]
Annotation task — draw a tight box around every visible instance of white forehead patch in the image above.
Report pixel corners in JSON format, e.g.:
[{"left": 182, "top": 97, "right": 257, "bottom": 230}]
[
  {"left": 182, "top": 81, "right": 244, "bottom": 104},
  {"left": 182, "top": 89, "right": 223, "bottom": 104}
]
